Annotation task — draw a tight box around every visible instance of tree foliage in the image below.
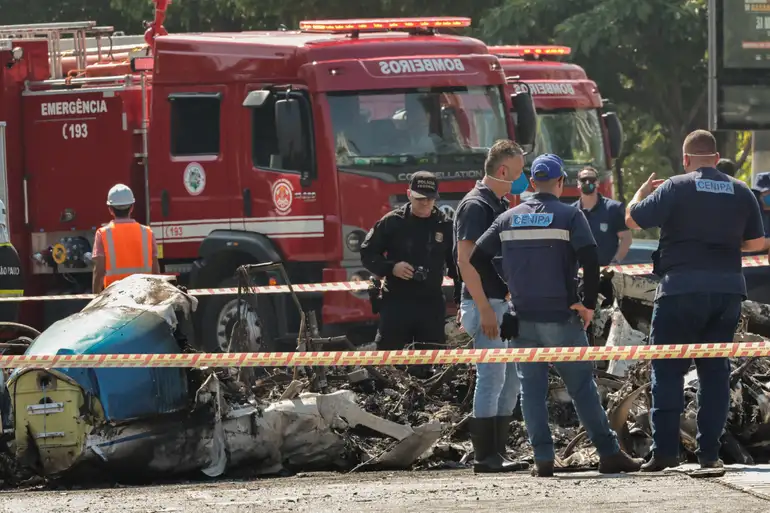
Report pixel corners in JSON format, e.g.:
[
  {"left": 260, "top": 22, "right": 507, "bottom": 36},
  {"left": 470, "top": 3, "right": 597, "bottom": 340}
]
[{"left": 481, "top": 0, "right": 710, "bottom": 179}]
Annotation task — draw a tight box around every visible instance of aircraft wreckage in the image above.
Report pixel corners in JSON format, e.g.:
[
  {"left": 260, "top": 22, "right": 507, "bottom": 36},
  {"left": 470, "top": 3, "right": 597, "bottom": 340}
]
[
  {"left": 0, "top": 274, "right": 440, "bottom": 482},
  {"left": 0, "top": 266, "right": 768, "bottom": 484}
]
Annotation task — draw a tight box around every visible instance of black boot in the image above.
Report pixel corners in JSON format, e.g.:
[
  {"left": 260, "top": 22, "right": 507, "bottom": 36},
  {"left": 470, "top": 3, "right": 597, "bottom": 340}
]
[
  {"left": 640, "top": 453, "right": 680, "bottom": 472},
  {"left": 495, "top": 416, "right": 529, "bottom": 470},
  {"left": 470, "top": 417, "right": 519, "bottom": 473},
  {"left": 598, "top": 450, "right": 644, "bottom": 474}
]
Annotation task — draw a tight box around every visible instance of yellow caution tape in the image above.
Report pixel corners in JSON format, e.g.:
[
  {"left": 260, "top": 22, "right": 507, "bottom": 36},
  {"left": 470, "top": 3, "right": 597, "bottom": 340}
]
[
  {"left": 0, "top": 255, "right": 765, "bottom": 303},
  {"left": 4, "top": 341, "right": 769, "bottom": 368}
]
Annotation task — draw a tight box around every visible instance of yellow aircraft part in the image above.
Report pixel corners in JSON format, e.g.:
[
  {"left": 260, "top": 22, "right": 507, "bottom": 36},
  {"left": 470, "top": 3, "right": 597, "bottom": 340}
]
[{"left": 8, "top": 369, "right": 103, "bottom": 475}]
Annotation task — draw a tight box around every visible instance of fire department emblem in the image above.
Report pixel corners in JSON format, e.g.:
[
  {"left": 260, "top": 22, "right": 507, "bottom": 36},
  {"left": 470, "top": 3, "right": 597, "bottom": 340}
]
[
  {"left": 435, "top": 232, "right": 443, "bottom": 243},
  {"left": 183, "top": 162, "right": 206, "bottom": 196},
  {"left": 272, "top": 179, "right": 294, "bottom": 215}
]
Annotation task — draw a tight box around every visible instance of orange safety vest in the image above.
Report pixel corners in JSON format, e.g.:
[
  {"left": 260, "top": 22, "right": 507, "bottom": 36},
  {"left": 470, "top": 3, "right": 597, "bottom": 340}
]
[{"left": 97, "top": 220, "right": 154, "bottom": 287}]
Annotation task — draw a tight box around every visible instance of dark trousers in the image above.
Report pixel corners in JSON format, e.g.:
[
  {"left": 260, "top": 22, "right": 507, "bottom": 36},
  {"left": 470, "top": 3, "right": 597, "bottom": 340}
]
[
  {"left": 375, "top": 295, "right": 446, "bottom": 350},
  {"left": 648, "top": 292, "right": 742, "bottom": 463}
]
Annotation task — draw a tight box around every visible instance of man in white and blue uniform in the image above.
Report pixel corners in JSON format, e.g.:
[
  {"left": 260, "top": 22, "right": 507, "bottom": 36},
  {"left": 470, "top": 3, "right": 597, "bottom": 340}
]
[
  {"left": 470, "top": 153, "right": 643, "bottom": 477},
  {"left": 626, "top": 130, "right": 766, "bottom": 472}
]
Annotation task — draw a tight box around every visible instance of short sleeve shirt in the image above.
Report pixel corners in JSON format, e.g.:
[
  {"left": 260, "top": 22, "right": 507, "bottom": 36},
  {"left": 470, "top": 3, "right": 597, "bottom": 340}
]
[
  {"left": 454, "top": 182, "right": 509, "bottom": 301},
  {"left": 629, "top": 168, "right": 764, "bottom": 298},
  {"left": 572, "top": 195, "right": 628, "bottom": 266}
]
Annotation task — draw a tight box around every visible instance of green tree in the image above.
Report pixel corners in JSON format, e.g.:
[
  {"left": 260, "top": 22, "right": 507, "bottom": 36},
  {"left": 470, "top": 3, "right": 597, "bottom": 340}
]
[
  {"left": 107, "top": 0, "right": 499, "bottom": 33},
  {"left": 1, "top": 0, "right": 128, "bottom": 28},
  {"left": 481, "top": 0, "right": 710, "bottom": 178}
]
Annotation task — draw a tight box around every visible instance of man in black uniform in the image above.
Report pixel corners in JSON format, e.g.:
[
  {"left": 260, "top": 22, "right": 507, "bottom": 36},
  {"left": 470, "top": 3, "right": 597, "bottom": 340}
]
[{"left": 360, "top": 171, "right": 457, "bottom": 350}]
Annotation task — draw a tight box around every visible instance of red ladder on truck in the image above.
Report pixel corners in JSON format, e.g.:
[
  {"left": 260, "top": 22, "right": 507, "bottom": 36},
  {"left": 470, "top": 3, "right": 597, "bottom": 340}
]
[{"left": 0, "top": 21, "right": 120, "bottom": 79}]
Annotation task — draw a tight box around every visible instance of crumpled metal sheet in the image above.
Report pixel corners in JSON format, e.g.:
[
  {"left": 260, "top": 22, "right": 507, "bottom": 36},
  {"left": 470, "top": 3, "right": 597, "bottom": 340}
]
[{"left": 82, "top": 274, "right": 197, "bottom": 330}]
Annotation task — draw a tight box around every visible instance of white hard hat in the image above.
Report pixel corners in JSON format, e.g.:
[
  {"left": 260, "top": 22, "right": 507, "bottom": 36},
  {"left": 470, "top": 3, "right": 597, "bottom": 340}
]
[{"left": 107, "top": 184, "right": 135, "bottom": 207}]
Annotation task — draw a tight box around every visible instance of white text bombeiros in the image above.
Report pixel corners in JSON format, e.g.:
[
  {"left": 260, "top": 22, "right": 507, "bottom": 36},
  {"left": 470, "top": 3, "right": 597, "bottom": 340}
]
[
  {"left": 378, "top": 58, "right": 465, "bottom": 75},
  {"left": 513, "top": 82, "right": 576, "bottom": 96}
]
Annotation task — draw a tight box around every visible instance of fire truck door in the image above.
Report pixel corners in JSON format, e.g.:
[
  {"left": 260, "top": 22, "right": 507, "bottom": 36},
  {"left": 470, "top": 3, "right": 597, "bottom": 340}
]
[
  {"left": 238, "top": 88, "right": 325, "bottom": 254},
  {"left": 149, "top": 87, "right": 236, "bottom": 258}
]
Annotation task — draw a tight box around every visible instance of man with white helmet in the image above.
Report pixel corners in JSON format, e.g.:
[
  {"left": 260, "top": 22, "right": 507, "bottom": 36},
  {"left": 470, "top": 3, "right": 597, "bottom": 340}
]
[{"left": 91, "top": 184, "right": 159, "bottom": 293}]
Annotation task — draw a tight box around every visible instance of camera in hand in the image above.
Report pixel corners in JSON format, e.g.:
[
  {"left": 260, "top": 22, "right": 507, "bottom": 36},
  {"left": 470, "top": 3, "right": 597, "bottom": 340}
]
[{"left": 412, "top": 266, "right": 429, "bottom": 282}]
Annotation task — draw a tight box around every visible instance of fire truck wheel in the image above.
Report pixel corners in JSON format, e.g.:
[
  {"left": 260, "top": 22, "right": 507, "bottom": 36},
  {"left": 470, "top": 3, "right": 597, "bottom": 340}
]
[{"left": 200, "top": 277, "right": 276, "bottom": 353}]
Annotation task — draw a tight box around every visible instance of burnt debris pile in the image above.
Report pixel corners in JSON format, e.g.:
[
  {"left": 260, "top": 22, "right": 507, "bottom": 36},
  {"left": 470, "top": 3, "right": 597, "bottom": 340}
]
[{"left": 1, "top": 271, "right": 770, "bottom": 489}]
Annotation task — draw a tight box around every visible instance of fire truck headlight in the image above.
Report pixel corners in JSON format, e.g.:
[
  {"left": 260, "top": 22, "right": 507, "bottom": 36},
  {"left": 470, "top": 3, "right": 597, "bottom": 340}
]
[{"left": 346, "top": 230, "right": 366, "bottom": 252}]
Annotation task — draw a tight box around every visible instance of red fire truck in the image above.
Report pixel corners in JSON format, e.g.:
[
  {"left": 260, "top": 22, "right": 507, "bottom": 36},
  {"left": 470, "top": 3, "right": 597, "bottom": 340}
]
[
  {"left": 0, "top": 14, "right": 549, "bottom": 351},
  {"left": 488, "top": 45, "right": 623, "bottom": 203}
]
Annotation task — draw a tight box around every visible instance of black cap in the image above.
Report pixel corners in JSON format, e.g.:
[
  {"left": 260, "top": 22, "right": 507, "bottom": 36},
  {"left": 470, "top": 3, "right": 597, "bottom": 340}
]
[{"left": 409, "top": 171, "right": 439, "bottom": 199}]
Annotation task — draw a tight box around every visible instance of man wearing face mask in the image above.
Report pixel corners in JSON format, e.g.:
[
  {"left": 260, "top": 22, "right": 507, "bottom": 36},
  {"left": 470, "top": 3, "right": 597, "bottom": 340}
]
[
  {"left": 626, "top": 130, "right": 766, "bottom": 472},
  {"left": 469, "top": 153, "right": 643, "bottom": 477},
  {"left": 573, "top": 167, "right": 631, "bottom": 266},
  {"left": 454, "top": 139, "right": 530, "bottom": 473},
  {"left": 360, "top": 171, "right": 457, "bottom": 353}
]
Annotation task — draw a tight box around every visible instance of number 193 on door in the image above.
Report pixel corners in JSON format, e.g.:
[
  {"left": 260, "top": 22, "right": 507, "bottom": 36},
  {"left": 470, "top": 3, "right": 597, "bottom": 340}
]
[{"left": 62, "top": 122, "right": 88, "bottom": 140}]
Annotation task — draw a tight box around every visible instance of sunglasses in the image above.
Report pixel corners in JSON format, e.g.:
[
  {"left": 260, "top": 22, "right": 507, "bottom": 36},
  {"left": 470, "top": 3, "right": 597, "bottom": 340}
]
[{"left": 578, "top": 177, "right": 598, "bottom": 184}]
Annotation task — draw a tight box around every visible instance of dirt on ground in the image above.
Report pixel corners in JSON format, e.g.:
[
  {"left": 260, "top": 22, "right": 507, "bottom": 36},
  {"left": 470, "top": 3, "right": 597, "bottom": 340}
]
[{"left": 0, "top": 470, "right": 768, "bottom": 513}]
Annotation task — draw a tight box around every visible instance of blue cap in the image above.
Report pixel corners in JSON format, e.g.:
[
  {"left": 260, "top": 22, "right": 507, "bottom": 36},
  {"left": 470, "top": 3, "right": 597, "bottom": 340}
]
[
  {"left": 531, "top": 154, "right": 567, "bottom": 181},
  {"left": 754, "top": 172, "right": 770, "bottom": 193}
]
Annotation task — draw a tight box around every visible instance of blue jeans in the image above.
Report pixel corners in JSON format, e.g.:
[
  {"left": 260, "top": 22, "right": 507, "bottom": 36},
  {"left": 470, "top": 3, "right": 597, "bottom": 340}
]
[
  {"left": 514, "top": 316, "right": 620, "bottom": 462},
  {"left": 649, "top": 292, "right": 741, "bottom": 463},
  {"left": 460, "top": 299, "right": 520, "bottom": 418}
]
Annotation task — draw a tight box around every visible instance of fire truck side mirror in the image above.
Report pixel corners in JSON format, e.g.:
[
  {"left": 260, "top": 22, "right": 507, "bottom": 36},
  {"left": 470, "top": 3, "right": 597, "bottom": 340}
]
[
  {"left": 275, "top": 98, "right": 311, "bottom": 173},
  {"left": 511, "top": 92, "right": 537, "bottom": 150},
  {"left": 602, "top": 111, "right": 624, "bottom": 159}
]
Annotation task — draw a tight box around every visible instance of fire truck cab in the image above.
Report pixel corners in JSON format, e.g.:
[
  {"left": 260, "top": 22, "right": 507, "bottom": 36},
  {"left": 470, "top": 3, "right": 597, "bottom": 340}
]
[
  {"left": 488, "top": 46, "right": 623, "bottom": 203},
  {"left": 0, "top": 17, "right": 538, "bottom": 352}
]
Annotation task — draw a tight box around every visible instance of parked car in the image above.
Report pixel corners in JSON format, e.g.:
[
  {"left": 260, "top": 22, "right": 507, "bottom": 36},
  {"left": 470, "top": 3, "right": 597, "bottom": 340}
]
[
  {"left": 621, "top": 239, "right": 657, "bottom": 265},
  {"left": 617, "top": 239, "right": 770, "bottom": 304}
]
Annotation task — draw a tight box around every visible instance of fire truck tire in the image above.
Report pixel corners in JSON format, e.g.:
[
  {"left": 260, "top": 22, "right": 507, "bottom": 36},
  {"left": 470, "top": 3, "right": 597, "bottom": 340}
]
[
  {"left": 199, "top": 277, "right": 278, "bottom": 354},
  {"left": 0, "top": 245, "right": 22, "bottom": 323}
]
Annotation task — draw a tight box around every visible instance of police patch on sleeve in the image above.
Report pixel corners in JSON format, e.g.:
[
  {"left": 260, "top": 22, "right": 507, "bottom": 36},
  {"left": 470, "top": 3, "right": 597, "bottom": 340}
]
[
  {"left": 695, "top": 179, "right": 734, "bottom": 195},
  {"left": 511, "top": 213, "right": 554, "bottom": 227}
]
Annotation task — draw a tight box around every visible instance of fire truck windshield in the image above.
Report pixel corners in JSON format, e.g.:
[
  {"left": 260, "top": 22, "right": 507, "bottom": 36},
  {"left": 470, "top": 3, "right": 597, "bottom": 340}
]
[
  {"left": 329, "top": 86, "right": 507, "bottom": 178},
  {"left": 531, "top": 108, "right": 605, "bottom": 169}
]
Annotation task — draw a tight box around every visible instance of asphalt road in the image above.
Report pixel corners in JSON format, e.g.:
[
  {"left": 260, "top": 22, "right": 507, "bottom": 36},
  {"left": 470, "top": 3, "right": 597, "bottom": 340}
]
[{"left": 0, "top": 469, "right": 768, "bottom": 513}]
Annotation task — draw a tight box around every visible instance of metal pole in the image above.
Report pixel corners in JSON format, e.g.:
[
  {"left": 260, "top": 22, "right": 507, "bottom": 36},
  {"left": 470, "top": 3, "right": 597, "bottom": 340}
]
[
  {"left": 0, "top": 122, "right": 7, "bottom": 230},
  {"left": 751, "top": 131, "right": 770, "bottom": 187},
  {"left": 141, "top": 72, "right": 151, "bottom": 224}
]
